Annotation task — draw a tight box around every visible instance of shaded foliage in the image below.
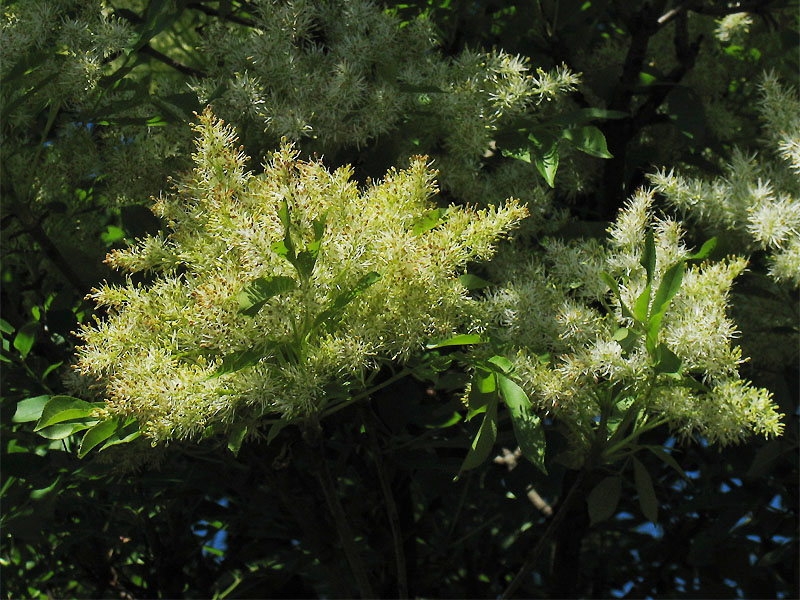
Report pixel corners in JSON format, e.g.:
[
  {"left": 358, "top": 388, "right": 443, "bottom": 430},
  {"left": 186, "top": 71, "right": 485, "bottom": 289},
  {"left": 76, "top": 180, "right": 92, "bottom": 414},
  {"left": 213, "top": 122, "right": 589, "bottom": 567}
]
[{"left": 2, "top": 1, "right": 798, "bottom": 598}]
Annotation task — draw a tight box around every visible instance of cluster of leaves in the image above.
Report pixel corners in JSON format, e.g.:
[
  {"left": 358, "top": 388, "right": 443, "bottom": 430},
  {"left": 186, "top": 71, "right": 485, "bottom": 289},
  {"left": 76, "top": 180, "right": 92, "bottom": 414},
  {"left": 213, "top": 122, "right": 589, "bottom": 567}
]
[{"left": 2, "top": 1, "right": 797, "bottom": 599}]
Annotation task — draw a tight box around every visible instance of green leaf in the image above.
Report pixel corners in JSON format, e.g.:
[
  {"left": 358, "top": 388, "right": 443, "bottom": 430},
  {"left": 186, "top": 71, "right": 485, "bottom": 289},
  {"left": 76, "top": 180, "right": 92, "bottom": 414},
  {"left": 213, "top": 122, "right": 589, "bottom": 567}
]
[
  {"left": 632, "top": 457, "right": 659, "bottom": 523},
  {"left": 587, "top": 475, "right": 622, "bottom": 525},
  {"left": 12, "top": 396, "right": 50, "bottom": 423},
  {"left": 99, "top": 419, "right": 141, "bottom": 451},
  {"left": 653, "top": 344, "right": 682, "bottom": 375},
  {"left": 227, "top": 423, "right": 247, "bottom": 455},
  {"left": 650, "top": 262, "right": 684, "bottom": 319},
  {"left": 13, "top": 322, "right": 38, "bottom": 359},
  {"left": 613, "top": 327, "right": 641, "bottom": 357},
  {"left": 561, "top": 125, "right": 613, "bottom": 158},
  {"left": 40, "top": 361, "right": 63, "bottom": 380},
  {"left": 687, "top": 237, "right": 717, "bottom": 260},
  {"left": 411, "top": 208, "right": 447, "bottom": 236},
  {"left": 466, "top": 370, "right": 496, "bottom": 420},
  {"left": 647, "top": 262, "right": 685, "bottom": 353},
  {"left": 529, "top": 133, "right": 559, "bottom": 188},
  {"left": 501, "top": 146, "right": 531, "bottom": 164},
  {"left": 673, "top": 375, "right": 711, "bottom": 393},
  {"left": 214, "top": 343, "right": 275, "bottom": 377},
  {"left": 601, "top": 272, "right": 636, "bottom": 322},
  {"left": 457, "top": 397, "right": 498, "bottom": 477},
  {"left": 645, "top": 445, "right": 688, "bottom": 480},
  {"left": 101, "top": 225, "right": 126, "bottom": 244},
  {"left": 634, "top": 283, "right": 652, "bottom": 324},
  {"left": 35, "top": 396, "right": 101, "bottom": 431},
  {"left": 78, "top": 420, "right": 119, "bottom": 458},
  {"left": 312, "top": 271, "right": 381, "bottom": 332},
  {"left": 294, "top": 246, "right": 321, "bottom": 281},
  {"left": 498, "top": 374, "right": 547, "bottom": 474},
  {"left": 487, "top": 355, "right": 513, "bottom": 374},
  {"left": 424, "top": 411, "right": 462, "bottom": 429},
  {"left": 426, "top": 334, "right": 483, "bottom": 349},
  {"left": 313, "top": 213, "right": 327, "bottom": 242},
  {"left": 37, "top": 421, "right": 97, "bottom": 440},
  {"left": 238, "top": 276, "right": 296, "bottom": 317},
  {"left": 30, "top": 474, "right": 62, "bottom": 500},
  {"left": 410, "top": 350, "right": 453, "bottom": 381},
  {"left": 272, "top": 199, "right": 297, "bottom": 263},
  {"left": 640, "top": 230, "right": 656, "bottom": 284},
  {"left": 0, "top": 319, "right": 14, "bottom": 334},
  {"left": 612, "top": 328, "right": 628, "bottom": 342},
  {"left": 459, "top": 274, "right": 491, "bottom": 290}
]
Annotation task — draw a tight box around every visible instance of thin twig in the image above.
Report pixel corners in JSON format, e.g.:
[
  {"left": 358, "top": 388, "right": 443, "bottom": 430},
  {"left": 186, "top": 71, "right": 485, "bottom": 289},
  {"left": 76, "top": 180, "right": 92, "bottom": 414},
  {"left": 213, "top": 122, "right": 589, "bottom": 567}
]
[
  {"left": 313, "top": 436, "right": 376, "bottom": 599},
  {"left": 187, "top": 2, "right": 258, "bottom": 28},
  {"left": 361, "top": 406, "right": 408, "bottom": 599},
  {"left": 501, "top": 469, "right": 587, "bottom": 599},
  {"left": 139, "top": 44, "right": 207, "bottom": 77}
]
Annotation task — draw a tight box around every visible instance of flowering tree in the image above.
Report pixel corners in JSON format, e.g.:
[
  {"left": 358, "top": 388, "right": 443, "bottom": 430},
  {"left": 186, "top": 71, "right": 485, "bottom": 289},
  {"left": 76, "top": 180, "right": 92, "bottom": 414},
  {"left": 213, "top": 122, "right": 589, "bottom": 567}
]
[{"left": 2, "top": 1, "right": 797, "bottom": 598}]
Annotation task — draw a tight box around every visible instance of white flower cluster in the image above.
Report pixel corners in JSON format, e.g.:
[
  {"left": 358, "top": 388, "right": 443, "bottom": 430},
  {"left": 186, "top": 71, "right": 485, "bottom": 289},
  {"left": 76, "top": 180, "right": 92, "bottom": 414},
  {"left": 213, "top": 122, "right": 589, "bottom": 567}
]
[
  {"left": 1, "top": 0, "right": 136, "bottom": 123},
  {"left": 482, "top": 189, "right": 784, "bottom": 447},
  {"left": 189, "top": 0, "right": 581, "bottom": 228},
  {"left": 649, "top": 74, "right": 800, "bottom": 286},
  {"left": 76, "top": 110, "right": 527, "bottom": 442}
]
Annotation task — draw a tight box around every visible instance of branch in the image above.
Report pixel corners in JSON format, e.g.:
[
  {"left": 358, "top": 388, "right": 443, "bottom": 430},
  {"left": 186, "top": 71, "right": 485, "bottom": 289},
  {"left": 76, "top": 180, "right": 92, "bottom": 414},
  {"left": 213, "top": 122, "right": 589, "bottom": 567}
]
[
  {"left": 271, "top": 462, "right": 351, "bottom": 597},
  {"left": 658, "top": 0, "right": 789, "bottom": 26},
  {"left": 139, "top": 44, "right": 207, "bottom": 78},
  {"left": 500, "top": 469, "right": 586, "bottom": 599},
  {"left": 313, "top": 434, "right": 376, "bottom": 599},
  {"left": 632, "top": 11, "right": 704, "bottom": 131},
  {"left": 187, "top": 2, "right": 258, "bottom": 28},
  {"left": 362, "top": 406, "right": 408, "bottom": 599}
]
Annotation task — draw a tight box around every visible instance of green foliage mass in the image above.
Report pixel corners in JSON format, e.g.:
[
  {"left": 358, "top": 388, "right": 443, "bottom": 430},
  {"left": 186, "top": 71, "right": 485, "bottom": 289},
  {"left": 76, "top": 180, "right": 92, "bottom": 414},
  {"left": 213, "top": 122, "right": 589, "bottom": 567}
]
[{"left": 2, "top": 1, "right": 797, "bottom": 599}]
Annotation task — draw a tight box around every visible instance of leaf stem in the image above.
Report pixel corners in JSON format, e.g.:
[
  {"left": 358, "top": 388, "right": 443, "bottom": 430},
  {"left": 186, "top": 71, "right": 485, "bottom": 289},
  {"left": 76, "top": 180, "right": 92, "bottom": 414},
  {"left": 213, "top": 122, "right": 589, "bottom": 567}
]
[{"left": 321, "top": 367, "right": 411, "bottom": 419}]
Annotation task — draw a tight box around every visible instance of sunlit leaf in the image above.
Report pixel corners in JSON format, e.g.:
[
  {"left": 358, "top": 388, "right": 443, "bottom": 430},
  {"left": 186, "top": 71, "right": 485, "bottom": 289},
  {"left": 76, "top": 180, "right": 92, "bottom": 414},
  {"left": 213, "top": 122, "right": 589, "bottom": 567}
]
[
  {"left": 35, "top": 396, "right": 102, "bottom": 431},
  {"left": 653, "top": 344, "right": 682, "bottom": 375},
  {"left": 99, "top": 419, "right": 142, "bottom": 451},
  {"left": 78, "top": 419, "right": 119, "bottom": 458},
  {"left": 426, "top": 334, "right": 483, "bottom": 349},
  {"left": 12, "top": 396, "right": 50, "bottom": 423},
  {"left": 13, "top": 322, "right": 38, "bottom": 359},
  {"left": 487, "top": 355, "right": 513, "bottom": 374},
  {"left": 312, "top": 271, "right": 381, "bottom": 332},
  {"left": 37, "top": 421, "right": 98, "bottom": 440},
  {"left": 561, "top": 125, "right": 613, "bottom": 158},
  {"left": 456, "top": 397, "right": 498, "bottom": 477},
  {"left": 238, "top": 276, "right": 296, "bottom": 317},
  {"left": 412, "top": 208, "right": 447, "bottom": 236},
  {"left": 467, "top": 370, "right": 495, "bottom": 420},
  {"left": 528, "top": 132, "right": 559, "bottom": 187},
  {"left": 687, "top": 237, "right": 717, "bottom": 260},
  {"left": 227, "top": 423, "right": 247, "bottom": 455},
  {"left": 640, "top": 230, "right": 656, "bottom": 284},
  {"left": 459, "top": 274, "right": 491, "bottom": 290},
  {"left": 498, "top": 374, "right": 547, "bottom": 474}
]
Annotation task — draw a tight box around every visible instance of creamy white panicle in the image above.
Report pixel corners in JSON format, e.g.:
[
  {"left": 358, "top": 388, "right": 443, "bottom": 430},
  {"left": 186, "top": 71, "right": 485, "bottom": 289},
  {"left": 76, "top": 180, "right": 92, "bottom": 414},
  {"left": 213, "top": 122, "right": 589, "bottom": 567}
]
[{"left": 76, "top": 109, "right": 527, "bottom": 442}]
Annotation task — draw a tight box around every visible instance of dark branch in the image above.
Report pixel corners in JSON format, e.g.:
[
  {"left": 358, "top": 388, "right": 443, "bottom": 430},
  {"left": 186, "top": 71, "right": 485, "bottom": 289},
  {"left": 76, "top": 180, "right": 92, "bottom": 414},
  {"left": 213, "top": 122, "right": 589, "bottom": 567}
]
[
  {"left": 187, "top": 2, "right": 258, "bottom": 28},
  {"left": 139, "top": 44, "right": 207, "bottom": 78}
]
